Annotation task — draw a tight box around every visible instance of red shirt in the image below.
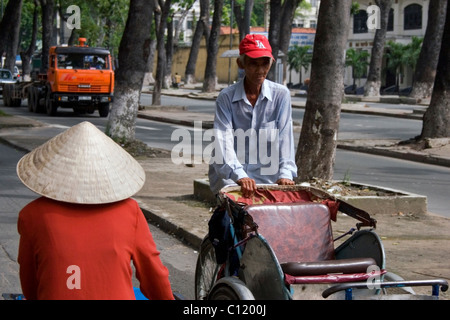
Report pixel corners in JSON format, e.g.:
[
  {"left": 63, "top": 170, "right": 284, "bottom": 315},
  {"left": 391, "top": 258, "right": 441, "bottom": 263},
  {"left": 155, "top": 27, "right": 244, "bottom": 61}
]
[{"left": 17, "top": 197, "right": 173, "bottom": 300}]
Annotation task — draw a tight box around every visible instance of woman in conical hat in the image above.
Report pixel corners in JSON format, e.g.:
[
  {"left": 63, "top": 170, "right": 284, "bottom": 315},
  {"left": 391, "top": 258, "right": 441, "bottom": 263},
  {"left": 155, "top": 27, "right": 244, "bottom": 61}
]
[{"left": 16, "top": 121, "right": 173, "bottom": 300}]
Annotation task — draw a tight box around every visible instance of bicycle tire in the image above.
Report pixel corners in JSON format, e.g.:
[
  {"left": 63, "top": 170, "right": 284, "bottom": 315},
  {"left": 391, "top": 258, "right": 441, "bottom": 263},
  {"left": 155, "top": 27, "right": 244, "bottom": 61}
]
[{"left": 194, "top": 235, "right": 221, "bottom": 300}]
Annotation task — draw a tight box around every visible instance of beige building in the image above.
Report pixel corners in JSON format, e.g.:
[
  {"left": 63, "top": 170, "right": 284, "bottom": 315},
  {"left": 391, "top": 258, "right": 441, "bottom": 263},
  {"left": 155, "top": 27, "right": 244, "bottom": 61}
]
[
  {"left": 170, "top": 27, "right": 242, "bottom": 85},
  {"left": 170, "top": 0, "right": 318, "bottom": 86},
  {"left": 346, "top": 0, "right": 429, "bottom": 91},
  {"left": 170, "top": 0, "right": 429, "bottom": 89},
  {"left": 170, "top": 27, "right": 315, "bottom": 85}
]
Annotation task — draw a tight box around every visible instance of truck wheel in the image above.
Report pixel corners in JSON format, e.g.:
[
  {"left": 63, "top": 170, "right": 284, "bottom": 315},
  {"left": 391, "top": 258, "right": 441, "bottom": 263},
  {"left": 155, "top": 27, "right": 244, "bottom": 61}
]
[
  {"left": 45, "top": 91, "right": 57, "bottom": 116},
  {"left": 3, "top": 84, "right": 19, "bottom": 107},
  {"left": 27, "top": 88, "right": 36, "bottom": 112},
  {"left": 27, "top": 88, "right": 33, "bottom": 111},
  {"left": 33, "top": 88, "right": 44, "bottom": 113},
  {"left": 12, "top": 97, "right": 22, "bottom": 107},
  {"left": 98, "top": 103, "right": 110, "bottom": 117},
  {"left": 3, "top": 84, "right": 11, "bottom": 106}
]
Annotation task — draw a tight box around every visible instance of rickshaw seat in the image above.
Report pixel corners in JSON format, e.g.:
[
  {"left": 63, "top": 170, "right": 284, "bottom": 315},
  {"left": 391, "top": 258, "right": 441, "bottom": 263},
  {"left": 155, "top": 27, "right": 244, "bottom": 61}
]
[
  {"left": 245, "top": 202, "right": 335, "bottom": 263},
  {"left": 280, "top": 257, "right": 377, "bottom": 276},
  {"left": 244, "top": 202, "right": 377, "bottom": 277}
]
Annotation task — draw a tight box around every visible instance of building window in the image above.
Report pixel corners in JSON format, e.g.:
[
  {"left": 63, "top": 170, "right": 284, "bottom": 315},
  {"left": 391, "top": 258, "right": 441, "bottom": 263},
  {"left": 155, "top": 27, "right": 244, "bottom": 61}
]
[
  {"left": 354, "top": 10, "right": 368, "bottom": 34},
  {"left": 404, "top": 4, "right": 422, "bottom": 30},
  {"left": 292, "top": 20, "right": 304, "bottom": 28},
  {"left": 387, "top": 8, "right": 394, "bottom": 31},
  {"left": 310, "top": 0, "right": 319, "bottom": 7}
]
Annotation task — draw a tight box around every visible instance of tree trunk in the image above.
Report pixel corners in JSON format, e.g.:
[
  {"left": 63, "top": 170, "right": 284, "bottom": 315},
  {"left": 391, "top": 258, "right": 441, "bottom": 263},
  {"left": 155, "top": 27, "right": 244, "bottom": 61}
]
[
  {"left": 266, "top": 0, "right": 302, "bottom": 83},
  {"left": 279, "top": 0, "right": 301, "bottom": 85},
  {"left": 164, "top": 16, "right": 174, "bottom": 89},
  {"left": 142, "top": 40, "right": 156, "bottom": 87},
  {"left": 421, "top": 0, "right": 450, "bottom": 139},
  {"left": 20, "top": 1, "right": 39, "bottom": 82},
  {"left": 0, "top": 0, "right": 23, "bottom": 71},
  {"left": 267, "top": 0, "right": 282, "bottom": 82},
  {"left": 152, "top": 0, "right": 171, "bottom": 105},
  {"left": 409, "top": 0, "right": 447, "bottom": 100},
  {"left": 295, "top": 0, "right": 351, "bottom": 181},
  {"left": 185, "top": 0, "right": 209, "bottom": 85},
  {"left": 162, "top": 3, "right": 192, "bottom": 89},
  {"left": 234, "top": 4, "right": 244, "bottom": 38},
  {"left": 364, "top": 0, "right": 393, "bottom": 98},
  {"left": 243, "top": 0, "right": 253, "bottom": 36},
  {"left": 39, "top": 0, "right": 54, "bottom": 73},
  {"left": 106, "top": 0, "right": 154, "bottom": 142},
  {"left": 202, "top": 0, "right": 223, "bottom": 92},
  {"left": 234, "top": 0, "right": 254, "bottom": 41}
]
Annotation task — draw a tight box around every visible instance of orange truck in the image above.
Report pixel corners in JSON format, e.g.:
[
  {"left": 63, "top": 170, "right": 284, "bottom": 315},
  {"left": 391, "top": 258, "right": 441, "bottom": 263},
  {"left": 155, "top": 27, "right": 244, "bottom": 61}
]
[{"left": 2, "top": 38, "right": 114, "bottom": 117}]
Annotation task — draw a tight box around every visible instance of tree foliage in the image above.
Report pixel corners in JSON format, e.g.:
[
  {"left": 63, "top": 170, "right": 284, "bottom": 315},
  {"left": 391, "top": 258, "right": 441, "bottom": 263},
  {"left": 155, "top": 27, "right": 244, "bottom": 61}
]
[
  {"left": 345, "top": 48, "right": 369, "bottom": 88},
  {"left": 287, "top": 44, "right": 311, "bottom": 85},
  {"left": 17, "top": 0, "right": 128, "bottom": 57},
  {"left": 385, "top": 37, "right": 422, "bottom": 91}
]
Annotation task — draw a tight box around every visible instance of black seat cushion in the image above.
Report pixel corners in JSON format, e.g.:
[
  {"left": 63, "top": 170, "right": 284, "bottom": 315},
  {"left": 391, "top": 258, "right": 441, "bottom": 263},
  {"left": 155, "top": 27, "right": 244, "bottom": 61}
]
[{"left": 281, "top": 257, "right": 377, "bottom": 276}]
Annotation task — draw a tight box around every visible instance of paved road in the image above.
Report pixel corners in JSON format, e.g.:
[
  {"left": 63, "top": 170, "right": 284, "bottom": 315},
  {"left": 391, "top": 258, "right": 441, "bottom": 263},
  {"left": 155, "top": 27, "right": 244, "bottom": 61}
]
[{"left": 143, "top": 93, "right": 424, "bottom": 141}]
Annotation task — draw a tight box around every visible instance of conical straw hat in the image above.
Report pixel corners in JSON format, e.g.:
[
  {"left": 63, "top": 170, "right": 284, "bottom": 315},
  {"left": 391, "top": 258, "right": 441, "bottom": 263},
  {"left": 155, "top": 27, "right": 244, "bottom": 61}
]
[{"left": 16, "top": 121, "right": 146, "bottom": 204}]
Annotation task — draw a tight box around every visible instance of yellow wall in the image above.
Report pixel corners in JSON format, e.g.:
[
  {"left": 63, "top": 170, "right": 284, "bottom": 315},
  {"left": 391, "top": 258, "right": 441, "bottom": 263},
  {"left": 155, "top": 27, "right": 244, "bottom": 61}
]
[{"left": 170, "top": 34, "right": 241, "bottom": 84}]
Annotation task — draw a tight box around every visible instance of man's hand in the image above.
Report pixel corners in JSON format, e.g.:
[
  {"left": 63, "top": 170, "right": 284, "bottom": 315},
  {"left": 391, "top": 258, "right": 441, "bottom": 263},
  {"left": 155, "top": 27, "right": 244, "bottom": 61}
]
[
  {"left": 276, "top": 178, "right": 295, "bottom": 186},
  {"left": 237, "top": 177, "right": 256, "bottom": 198}
]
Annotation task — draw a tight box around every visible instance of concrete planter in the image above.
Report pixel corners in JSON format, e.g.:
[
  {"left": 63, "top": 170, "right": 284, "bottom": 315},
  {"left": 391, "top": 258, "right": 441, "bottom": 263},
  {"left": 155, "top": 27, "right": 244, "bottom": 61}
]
[
  {"left": 331, "top": 181, "right": 427, "bottom": 217},
  {"left": 193, "top": 178, "right": 427, "bottom": 216},
  {"left": 193, "top": 178, "right": 218, "bottom": 205}
]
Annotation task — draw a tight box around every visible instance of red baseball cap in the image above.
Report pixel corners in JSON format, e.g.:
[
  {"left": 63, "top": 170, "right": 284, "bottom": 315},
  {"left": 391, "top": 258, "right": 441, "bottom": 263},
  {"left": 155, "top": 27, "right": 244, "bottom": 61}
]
[{"left": 239, "top": 34, "right": 274, "bottom": 60}]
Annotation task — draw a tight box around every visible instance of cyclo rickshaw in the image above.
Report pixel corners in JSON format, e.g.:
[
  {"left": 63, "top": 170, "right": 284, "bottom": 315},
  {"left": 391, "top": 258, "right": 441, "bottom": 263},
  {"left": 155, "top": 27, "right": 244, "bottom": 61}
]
[{"left": 194, "top": 185, "right": 448, "bottom": 300}]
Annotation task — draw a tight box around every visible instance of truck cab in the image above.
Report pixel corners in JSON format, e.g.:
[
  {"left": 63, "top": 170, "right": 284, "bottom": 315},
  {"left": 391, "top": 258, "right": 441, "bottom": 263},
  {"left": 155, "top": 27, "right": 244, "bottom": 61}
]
[{"left": 46, "top": 38, "right": 114, "bottom": 117}]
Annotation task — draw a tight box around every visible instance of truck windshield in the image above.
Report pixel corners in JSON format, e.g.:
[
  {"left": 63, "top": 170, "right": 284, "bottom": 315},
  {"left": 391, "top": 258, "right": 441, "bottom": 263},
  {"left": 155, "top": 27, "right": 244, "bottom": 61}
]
[
  {"left": 57, "top": 54, "right": 109, "bottom": 70},
  {"left": 1, "top": 70, "right": 12, "bottom": 79}
]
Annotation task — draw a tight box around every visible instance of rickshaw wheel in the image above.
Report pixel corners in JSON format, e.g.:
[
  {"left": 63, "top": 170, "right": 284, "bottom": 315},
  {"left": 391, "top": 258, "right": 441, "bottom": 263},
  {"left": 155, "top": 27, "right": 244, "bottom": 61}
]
[
  {"left": 195, "top": 235, "right": 221, "bottom": 300},
  {"left": 209, "top": 284, "right": 239, "bottom": 300},
  {"left": 209, "top": 278, "right": 255, "bottom": 300}
]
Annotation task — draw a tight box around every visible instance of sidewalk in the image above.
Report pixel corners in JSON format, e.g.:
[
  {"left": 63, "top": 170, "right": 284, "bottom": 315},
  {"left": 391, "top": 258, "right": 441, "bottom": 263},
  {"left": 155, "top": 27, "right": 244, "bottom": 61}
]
[{"left": 1, "top": 98, "right": 449, "bottom": 299}]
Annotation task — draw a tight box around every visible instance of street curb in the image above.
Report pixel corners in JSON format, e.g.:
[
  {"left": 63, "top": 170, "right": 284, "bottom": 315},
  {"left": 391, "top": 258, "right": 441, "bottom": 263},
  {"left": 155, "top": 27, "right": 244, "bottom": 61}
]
[
  {"left": 337, "top": 144, "right": 450, "bottom": 168},
  {"left": 336, "top": 108, "right": 424, "bottom": 120},
  {"left": 0, "top": 136, "right": 30, "bottom": 153},
  {"left": 290, "top": 102, "right": 424, "bottom": 120},
  {"left": 138, "top": 112, "right": 214, "bottom": 129},
  {"left": 140, "top": 207, "right": 202, "bottom": 250}
]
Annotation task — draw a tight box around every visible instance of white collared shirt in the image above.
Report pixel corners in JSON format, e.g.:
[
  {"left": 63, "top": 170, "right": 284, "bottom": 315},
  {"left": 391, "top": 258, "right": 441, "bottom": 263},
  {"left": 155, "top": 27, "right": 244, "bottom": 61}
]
[{"left": 208, "top": 78, "right": 297, "bottom": 194}]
